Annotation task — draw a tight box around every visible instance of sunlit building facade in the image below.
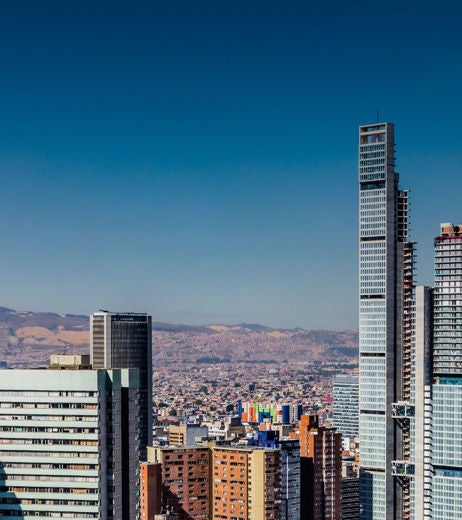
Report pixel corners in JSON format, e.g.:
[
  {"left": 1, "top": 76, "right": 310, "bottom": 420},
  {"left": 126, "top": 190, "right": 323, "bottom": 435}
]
[
  {"left": 358, "top": 123, "right": 415, "bottom": 519},
  {"left": 431, "top": 223, "right": 462, "bottom": 519},
  {"left": 0, "top": 367, "right": 140, "bottom": 520},
  {"left": 298, "top": 414, "right": 342, "bottom": 520}
]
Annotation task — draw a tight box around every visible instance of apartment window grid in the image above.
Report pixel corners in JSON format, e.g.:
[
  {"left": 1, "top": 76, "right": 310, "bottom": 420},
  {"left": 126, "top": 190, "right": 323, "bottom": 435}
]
[
  {"left": 0, "top": 391, "right": 101, "bottom": 518},
  {"left": 359, "top": 122, "right": 412, "bottom": 520},
  {"left": 358, "top": 414, "right": 386, "bottom": 469},
  {"left": 434, "top": 237, "right": 462, "bottom": 374}
]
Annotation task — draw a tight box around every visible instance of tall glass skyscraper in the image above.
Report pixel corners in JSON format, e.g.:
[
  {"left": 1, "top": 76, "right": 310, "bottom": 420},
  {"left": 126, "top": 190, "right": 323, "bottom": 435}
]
[
  {"left": 90, "top": 311, "right": 152, "bottom": 459},
  {"left": 358, "top": 123, "right": 415, "bottom": 519},
  {"left": 431, "top": 223, "right": 462, "bottom": 519}
]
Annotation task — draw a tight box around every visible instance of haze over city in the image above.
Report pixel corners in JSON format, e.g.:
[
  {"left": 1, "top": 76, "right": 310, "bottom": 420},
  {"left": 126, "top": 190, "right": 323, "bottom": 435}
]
[{"left": 0, "top": 1, "right": 461, "bottom": 328}]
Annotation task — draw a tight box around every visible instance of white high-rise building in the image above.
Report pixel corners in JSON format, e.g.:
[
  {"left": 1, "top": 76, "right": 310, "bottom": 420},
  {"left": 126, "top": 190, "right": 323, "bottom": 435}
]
[
  {"left": 358, "top": 123, "right": 415, "bottom": 519},
  {"left": 431, "top": 223, "right": 462, "bottom": 519},
  {"left": 0, "top": 365, "right": 140, "bottom": 520}
]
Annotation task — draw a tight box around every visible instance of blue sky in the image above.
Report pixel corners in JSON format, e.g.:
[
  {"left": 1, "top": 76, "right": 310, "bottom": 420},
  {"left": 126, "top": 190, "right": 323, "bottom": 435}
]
[{"left": 0, "top": 1, "right": 461, "bottom": 328}]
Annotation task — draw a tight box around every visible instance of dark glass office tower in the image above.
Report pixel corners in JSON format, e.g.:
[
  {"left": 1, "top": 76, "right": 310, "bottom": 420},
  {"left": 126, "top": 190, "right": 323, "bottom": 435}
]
[{"left": 91, "top": 311, "right": 153, "bottom": 458}]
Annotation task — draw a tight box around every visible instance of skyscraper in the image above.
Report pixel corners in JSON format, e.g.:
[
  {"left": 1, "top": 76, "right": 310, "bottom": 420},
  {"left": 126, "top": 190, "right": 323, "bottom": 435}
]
[
  {"left": 431, "top": 223, "right": 462, "bottom": 519},
  {"left": 90, "top": 311, "right": 152, "bottom": 458},
  {"left": 358, "top": 123, "right": 415, "bottom": 519},
  {"left": 0, "top": 363, "right": 140, "bottom": 520}
]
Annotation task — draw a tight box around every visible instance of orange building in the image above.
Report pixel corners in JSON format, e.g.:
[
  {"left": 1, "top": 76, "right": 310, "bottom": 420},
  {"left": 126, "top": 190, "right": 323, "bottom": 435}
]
[
  {"left": 142, "top": 444, "right": 282, "bottom": 520},
  {"left": 212, "top": 447, "right": 249, "bottom": 520},
  {"left": 296, "top": 414, "right": 342, "bottom": 520},
  {"left": 147, "top": 446, "right": 210, "bottom": 520},
  {"left": 211, "top": 446, "right": 281, "bottom": 520},
  {"left": 140, "top": 462, "right": 162, "bottom": 520}
]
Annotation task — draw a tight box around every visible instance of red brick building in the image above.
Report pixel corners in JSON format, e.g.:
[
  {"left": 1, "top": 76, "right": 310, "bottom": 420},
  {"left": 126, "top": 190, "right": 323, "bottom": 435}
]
[{"left": 297, "top": 414, "right": 342, "bottom": 520}]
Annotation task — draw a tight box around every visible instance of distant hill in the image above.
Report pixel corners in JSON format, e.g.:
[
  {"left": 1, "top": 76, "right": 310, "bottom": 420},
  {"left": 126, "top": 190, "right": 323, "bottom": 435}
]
[
  {"left": 0, "top": 307, "right": 358, "bottom": 367},
  {"left": 0, "top": 307, "right": 89, "bottom": 368}
]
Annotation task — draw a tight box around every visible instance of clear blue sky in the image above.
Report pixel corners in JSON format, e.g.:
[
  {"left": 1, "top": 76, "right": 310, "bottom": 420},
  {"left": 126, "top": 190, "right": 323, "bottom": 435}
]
[{"left": 0, "top": 0, "right": 461, "bottom": 328}]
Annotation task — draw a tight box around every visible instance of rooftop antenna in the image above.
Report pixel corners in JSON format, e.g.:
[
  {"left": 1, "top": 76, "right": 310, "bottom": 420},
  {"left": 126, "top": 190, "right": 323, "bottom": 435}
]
[{"left": 376, "top": 109, "right": 379, "bottom": 123}]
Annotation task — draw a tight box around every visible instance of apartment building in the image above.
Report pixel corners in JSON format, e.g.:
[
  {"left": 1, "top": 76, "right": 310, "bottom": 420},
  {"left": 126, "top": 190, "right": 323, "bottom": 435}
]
[
  {"left": 143, "top": 444, "right": 282, "bottom": 520},
  {"left": 297, "top": 414, "right": 342, "bottom": 520},
  {"left": 140, "top": 462, "right": 162, "bottom": 520},
  {"left": 147, "top": 446, "right": 210, "bottom": 520},
  {"left": 211, "top": 446, "right": 281, "bottom": 520},
  {"left": 0, "top": 366, "right": 140, "bottom": 520},
  {"left": 168, "top": 423, "right": 208, "bottom": 446},
  {"left": 430, "top": 223, "right": 462, "bottom": 518}
]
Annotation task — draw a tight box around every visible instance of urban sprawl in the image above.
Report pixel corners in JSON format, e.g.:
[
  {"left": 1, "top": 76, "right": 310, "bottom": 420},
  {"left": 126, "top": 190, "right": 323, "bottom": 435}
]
[{"left": 0, "top": 123, "right": 460, "bottom": 520}]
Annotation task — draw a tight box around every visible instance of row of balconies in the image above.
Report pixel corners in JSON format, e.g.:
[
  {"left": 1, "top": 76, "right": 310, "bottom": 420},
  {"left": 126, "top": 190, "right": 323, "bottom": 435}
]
[{"left": 433, "top": 313, "right": 462, "bottom": 319}]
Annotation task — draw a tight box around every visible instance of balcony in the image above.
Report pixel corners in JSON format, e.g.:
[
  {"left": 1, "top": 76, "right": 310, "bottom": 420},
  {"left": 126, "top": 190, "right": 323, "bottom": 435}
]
[
  {"left": 392, "top": 402, "right": 415, "bottom": 419},
  {"left": 392, "top": 460, "right": 415, "bottom": 477}
]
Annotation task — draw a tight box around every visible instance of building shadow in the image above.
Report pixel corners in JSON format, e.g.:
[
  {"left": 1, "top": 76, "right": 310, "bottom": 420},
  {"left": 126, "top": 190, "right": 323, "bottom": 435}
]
[
  {"left": 162, "top": 485, "right": 196, "bottom": 520},
  {"left": 0, "top": 460, "right": 23, "bottom": 518},
  {"left": 359, "top": 470, "right": 374, "bottom": 520}
]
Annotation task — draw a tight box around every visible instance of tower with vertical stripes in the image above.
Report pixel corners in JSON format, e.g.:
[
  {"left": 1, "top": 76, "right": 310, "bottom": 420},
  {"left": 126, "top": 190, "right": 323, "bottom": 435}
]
[{"left": 358, "top": 123, "right": 415, "bottom": 519}]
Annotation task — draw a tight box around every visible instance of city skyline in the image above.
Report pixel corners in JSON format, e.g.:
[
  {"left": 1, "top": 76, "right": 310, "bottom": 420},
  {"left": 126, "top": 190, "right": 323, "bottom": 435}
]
[{"left": 0, "top": 2, "right": 461, "bottom": 329}]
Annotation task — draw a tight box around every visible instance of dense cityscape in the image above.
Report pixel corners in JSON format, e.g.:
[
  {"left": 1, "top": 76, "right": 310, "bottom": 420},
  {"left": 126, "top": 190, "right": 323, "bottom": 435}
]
[
  {"left": 1, "top": 120, "right": 462, "bottom": 520},
  {"left": 152, "top": 361, "right": 346, "bottom": 422}
]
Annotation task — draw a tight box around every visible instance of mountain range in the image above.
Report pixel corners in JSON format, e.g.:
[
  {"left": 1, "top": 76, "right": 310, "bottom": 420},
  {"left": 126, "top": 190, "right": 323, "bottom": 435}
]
[{"left": 0, "top": 307, "right": 358, "bottom": 367}]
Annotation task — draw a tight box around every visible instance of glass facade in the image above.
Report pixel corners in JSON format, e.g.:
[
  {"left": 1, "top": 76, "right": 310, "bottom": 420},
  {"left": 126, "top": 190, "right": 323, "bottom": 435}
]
[
  {"left": 359, "top": 124, "right": 392, "bottom": 520},
  {"left": 332, "top": 374, "right": 359, "bottom": 440},
  {"left": 360, "top": 472, "right": 386, "bottom": 519},
  {"left": 359, "top": 299, "right": 386, "bottom": 353},
  {"left": 359, "top": 123, "right": 414, "bottom": 519},
  {"left": 433, "top": 384, "right": 462, "bottom": 467},
  {"left": 432, "top": 226, "right": 462, "bottom": 517},
  {"left": 359, "top": 414, "right": 386, "bottom": 469},
  {"left": 90, "top": 312, "right": 152, "bottom": 459},
  {"left": 433, "top": 233, "right": 462, "bottom": 374},
  {"left": 359, "top": 358, "right": 386, "bottom": 411},
  {"left": 433, "top": 473, "right": 462, "bottom": 519}
]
